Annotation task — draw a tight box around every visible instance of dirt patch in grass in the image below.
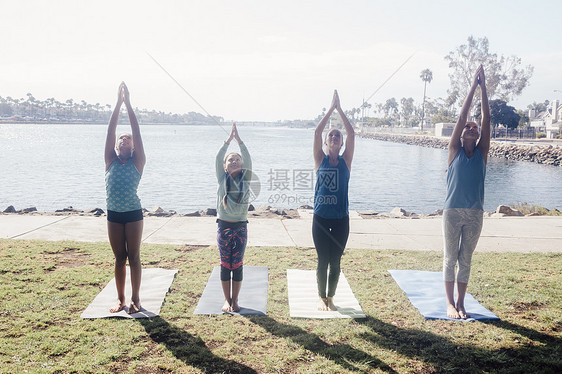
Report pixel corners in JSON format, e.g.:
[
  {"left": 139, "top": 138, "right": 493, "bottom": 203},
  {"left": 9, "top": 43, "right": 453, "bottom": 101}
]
[
  {"left": 46, "top": 247, "right": 92, "bottom": 269},
  {"left": 108, "top": 359, "right": 131, "bottom": 373},
  {"left": 511, "top": 301, "right": 545, "bottom": 312},
  {"left": 176, "top": 244, "right": 210, "bottom": 253},
  {"left": 132, "top": 341, "right": 172, "bottom": 374}
]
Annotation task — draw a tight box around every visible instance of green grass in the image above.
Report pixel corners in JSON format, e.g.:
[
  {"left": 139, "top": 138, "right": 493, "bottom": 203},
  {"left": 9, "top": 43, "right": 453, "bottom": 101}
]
[{"left": 0, "top": 239, "right": 560, "bottom": 373}]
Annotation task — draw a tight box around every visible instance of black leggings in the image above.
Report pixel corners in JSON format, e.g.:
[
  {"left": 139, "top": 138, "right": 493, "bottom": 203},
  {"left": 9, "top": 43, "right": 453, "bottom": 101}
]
[{"left": 312, "top": 214, "right": 350, "bottom": 298}]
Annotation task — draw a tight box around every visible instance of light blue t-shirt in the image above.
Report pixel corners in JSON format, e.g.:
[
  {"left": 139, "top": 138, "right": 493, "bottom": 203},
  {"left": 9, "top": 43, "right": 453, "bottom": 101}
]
[
  {"left": 314, "top": 155, "right": 350, "bottom": 219},
  {"left": 105, "top": 159, "right": 142, "bottom": 212},
  {"left": 444, "top": 147, "right": 486, "bottom": 210}
]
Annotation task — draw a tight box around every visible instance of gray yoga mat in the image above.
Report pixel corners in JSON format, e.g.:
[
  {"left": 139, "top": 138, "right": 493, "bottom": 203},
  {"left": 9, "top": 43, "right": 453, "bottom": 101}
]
[
  {"left": 287, "top": 269, "right": 366, "bottom": 319},
  {"left": 81, "top": 268, "right": 178, "bottom": 319},
  {"left": 388, "top": 270, "right": 500, "bottom": 321},
  {"left": 193, "top": 266, "right": 268, "bottom": 315}
]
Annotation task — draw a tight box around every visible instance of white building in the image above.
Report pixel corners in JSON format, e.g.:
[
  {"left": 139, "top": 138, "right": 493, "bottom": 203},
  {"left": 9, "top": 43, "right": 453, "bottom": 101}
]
[
  {"left": 434, "top": 122, "right": 455, "bottom": 137},
  {"left": 529, "top": 100, "right": 561, "bottom": 138}
]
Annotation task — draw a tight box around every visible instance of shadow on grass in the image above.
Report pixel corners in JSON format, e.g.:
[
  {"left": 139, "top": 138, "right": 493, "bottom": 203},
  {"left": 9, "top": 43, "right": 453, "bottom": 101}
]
[
  {"left": 482, "top": 319, "right": 560, "bottom": 345},
  {"left": 246, "top": 315, "right": 397, "bottom": 373},
  {"left": 358, "top": 315, "right": 562, "bottom": 373},
  {"left": 138, "top": 317, "right": 257, "bottom": 374}
]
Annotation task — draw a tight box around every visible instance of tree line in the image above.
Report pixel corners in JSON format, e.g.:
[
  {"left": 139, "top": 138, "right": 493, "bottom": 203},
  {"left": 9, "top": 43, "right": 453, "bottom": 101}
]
[{"left": 0, "top": 93, "right": 222, "bottom": 125}]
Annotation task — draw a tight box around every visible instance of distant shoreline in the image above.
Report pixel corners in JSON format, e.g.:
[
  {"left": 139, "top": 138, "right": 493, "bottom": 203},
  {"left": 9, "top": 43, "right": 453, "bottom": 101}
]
[
  {"left": 0, "top": 120, "right": 228, "bottom": 126},
  {"left": 0, "top": 120, "right": 314, "bottom": 128},
  {"left": 359, "top": 132, "right": 562, "bottom": 166}
]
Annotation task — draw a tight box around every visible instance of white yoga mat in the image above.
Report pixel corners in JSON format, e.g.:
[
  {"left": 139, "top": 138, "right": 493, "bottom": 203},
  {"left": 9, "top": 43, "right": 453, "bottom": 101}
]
[
  {"left": 193, "top": 266, "right": 268, "bottom": 315},
  {"left": 81, "top": 268, "right": 178, "bottom": 319},
  {"left": 287, "top": 269, "right": 366, "bottom": 319}
]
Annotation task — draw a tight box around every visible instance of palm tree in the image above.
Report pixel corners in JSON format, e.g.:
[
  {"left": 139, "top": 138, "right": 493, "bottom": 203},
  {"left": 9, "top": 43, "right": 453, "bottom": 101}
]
[
  {"left": 26, "top": 93, "right": 37, "bottom": 117},
  {"left": 420, "top": 69, "right": 433, "bottom": 130},
  {"left": 361, "top": 102, "right": 372, "bottom": 119}
]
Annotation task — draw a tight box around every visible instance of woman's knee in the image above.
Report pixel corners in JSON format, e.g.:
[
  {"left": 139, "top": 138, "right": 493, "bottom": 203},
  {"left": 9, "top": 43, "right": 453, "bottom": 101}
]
[
  {"left": 443, "top": 235, "right": 459, "bottom": 268},
  {"left": 442, "top": 257, "right": 457, "bottom": 282},
  {"left": 114, "top": 254, "right": 128, "bottom": 267},
  {"left": 456, "top": 266, "right": 471, "bottom": 284},
  {"left": 127, "top": 248, "right": 141, "bottom": 265},
  {"left": 316, "top": 254, "right": 330, "bottom": 269},
  {"left": 128, "top": 255, "right": 141, "bottom": 267},
  {"left": 220, "top": 265, "right": 231, "bottom": 281},
  {"left": 232, "top": 266, "right": 243, "bottom": 282},
  {"left": 328, "top": 253, "right": 342, "bottom": 270},
  {"left": 328, "top": 263, "right": 341, "bottom": 277},
  {"left": 456, "top": 254, "right": 473, "bottom": 283}
]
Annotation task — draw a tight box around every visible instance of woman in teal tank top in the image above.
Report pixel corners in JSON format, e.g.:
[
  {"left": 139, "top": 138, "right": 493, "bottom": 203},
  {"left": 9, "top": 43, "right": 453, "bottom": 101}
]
[
  {"left": 312, "top": 90, "right": 355, "bottom": 312},
  {"left": 104, "top": 82, "right": 146, "bottom": 314},
  {"left": 443, "top": 65, "right": 490, "bottom": 319}
]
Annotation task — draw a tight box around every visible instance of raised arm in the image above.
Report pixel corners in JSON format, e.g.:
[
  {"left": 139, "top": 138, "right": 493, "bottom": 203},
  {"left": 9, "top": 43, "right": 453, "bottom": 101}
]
[
  {"left": 314, "top": 91, "right": 337, "bottom": 170},
  {"left": 448, "top": 65, "right": 482, "bottom": 165},
  {"left": 122, "top": 83, "right": 146, "bottom": 174},
  {"left": 233, "top": 123, "right": 252, "bottom": 172},
  {"left": 216, "top": 123, "right": 235, "bottom": 179},
  {"left": 335, "top": 91, "right": 355, "bottom": 170},
  {"left": 476, "top": 69, "right": 490, "bottom": 163},
  {"left": 105, "top": 84, "right": 124, "bottom": 170}
]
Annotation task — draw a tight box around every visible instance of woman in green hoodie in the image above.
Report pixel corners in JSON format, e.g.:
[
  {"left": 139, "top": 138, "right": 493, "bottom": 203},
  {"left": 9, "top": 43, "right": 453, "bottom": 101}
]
[{"left": 215, "top": 123, "right": 252, "bottom": 313}]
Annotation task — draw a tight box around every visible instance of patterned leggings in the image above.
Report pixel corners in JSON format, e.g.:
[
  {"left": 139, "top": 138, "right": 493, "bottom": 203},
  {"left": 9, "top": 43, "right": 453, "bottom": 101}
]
[
  {"left": 217, "top": 220, "right": 247, "bottom": 281},
  {"left": 442, "top": 208, "right": 483, "bottom": 283}
]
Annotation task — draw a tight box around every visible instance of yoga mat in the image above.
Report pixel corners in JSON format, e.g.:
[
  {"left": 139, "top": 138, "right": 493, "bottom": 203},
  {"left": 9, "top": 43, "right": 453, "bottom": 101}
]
[
  {"left": 388, "top": 270, "right": 499, "bottom": 321},
  {"left": 287, "top": 269, "right": 366, "bottom": 319},
  {"left": 81, "top": 268, "right": 178, "bottom": 319},
  {"left": 193, "top": 266, "right": 268, "bottom": 315}
]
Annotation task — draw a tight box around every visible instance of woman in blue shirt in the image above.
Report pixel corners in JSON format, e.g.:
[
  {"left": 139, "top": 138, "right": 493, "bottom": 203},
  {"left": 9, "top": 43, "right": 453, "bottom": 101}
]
[
  {"left": 443, "top": 65, "right": 490, "bottom": 319},
  {"left": 104, "top": 82, "right": 146, "bottom": 314},
  {"left": 312, "top": 90, "right": 355, "bottom": 311}
]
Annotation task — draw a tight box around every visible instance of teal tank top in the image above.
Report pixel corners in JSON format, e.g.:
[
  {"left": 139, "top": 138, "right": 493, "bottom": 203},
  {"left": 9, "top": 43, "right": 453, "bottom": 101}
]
[
  {"left": 314, "top": 155, "right": 350, "bottom": 219},
  {"left": 105, "top": 159, "right": 142, "bottom": 212},
  {"left": 444, "top": 148, "right": 486, "bottom": 210}
]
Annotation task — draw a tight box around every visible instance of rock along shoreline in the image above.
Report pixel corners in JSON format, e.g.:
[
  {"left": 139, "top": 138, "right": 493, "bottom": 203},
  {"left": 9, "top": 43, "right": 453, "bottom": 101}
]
[
  {"left": 360, "top": 132, "right": 562, "bottom": 167},
  {"left": 2, "top": 204, "right": 554, "bottom": 219}
]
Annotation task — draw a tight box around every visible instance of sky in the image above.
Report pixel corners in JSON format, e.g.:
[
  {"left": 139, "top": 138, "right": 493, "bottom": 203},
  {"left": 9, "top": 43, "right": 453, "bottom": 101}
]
[{"left": 1, "top": 0, "right": 561, "bottom": 122}]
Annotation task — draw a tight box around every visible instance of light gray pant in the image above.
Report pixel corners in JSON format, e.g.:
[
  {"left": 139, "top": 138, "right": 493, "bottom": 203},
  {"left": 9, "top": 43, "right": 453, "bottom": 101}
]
[{"left": 442, "top": 208, "right": 483, "bottom": 283}]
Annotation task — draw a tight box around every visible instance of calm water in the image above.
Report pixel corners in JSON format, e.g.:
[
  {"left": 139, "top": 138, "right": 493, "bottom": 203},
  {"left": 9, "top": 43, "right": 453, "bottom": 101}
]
[{"left": 0, "top": 124, "right": 560, "bottom": 214}]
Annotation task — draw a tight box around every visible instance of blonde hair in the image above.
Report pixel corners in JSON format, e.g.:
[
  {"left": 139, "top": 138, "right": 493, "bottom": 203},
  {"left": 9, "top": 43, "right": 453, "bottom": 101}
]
[{"left": 324, "top": 129, "right": 344, "bottom": 148}]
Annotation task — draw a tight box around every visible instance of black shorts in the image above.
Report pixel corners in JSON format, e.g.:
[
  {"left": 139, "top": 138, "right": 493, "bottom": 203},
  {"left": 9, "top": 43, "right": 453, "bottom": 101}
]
[
  {"left": 216, "top": 218, "right": 248, "bottom": 229},
  {"left": 107, "top": 209, "right": 143, "bottom": 224}
]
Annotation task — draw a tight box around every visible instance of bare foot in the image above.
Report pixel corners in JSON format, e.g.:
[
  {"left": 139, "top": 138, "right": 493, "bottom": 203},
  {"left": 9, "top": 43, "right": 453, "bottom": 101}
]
[
  {"left": 447, "top": 303, "right": 460, "bottom": 319},
  {"left": 326, "top": 297, "right": 337, "bottom": 311},
  {"left": 231, "top": 299, "right": 240, "bottom": 313},
  {"left": 110, "top": 300, "right": 126, "bottom": 313},
  {"left": 457, "top": 304, "right": 469, "bottom": 319},
  {"left": 128, "top": 301, "right": 141, "bottom": 314},
  {"left": 222, "top": 300, "right": 232, "bottom": 313},
  {"left": 318, "top": 298, "right": 329, "bottom": 311}
]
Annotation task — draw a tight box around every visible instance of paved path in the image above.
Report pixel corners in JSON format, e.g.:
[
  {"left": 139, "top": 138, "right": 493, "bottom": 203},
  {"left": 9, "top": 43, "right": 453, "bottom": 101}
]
[{"left": 1, "top": 211, "right": 561, "bottom": 252}]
